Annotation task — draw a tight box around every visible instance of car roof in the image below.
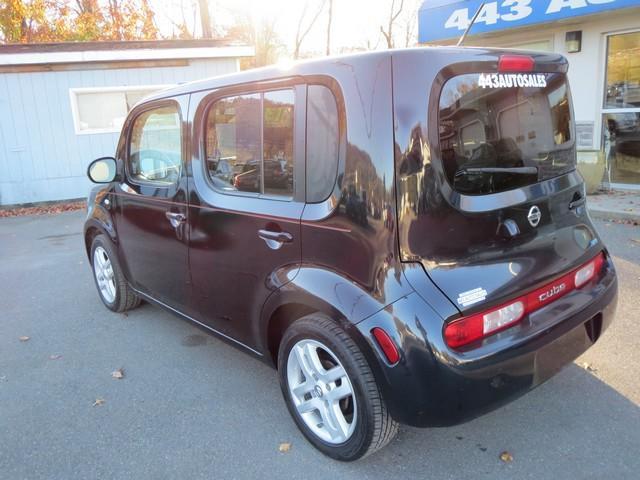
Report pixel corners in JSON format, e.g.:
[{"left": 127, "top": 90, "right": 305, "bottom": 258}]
[{"left": 141, "top": 46, "right": 567, "bottom": 104}]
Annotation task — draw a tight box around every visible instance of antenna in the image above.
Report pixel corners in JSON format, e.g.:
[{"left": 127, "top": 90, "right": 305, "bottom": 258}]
[{"left": 456, "top": 1, "right": 486, "bottom": 47}]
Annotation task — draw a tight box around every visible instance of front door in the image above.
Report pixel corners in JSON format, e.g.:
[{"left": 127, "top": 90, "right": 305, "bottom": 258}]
[
  {"left": 186, "top": 86, "right": 305, "bottom": 349},
  {"left": 113, "top": 97, "right": 190, "bottom": 310}
]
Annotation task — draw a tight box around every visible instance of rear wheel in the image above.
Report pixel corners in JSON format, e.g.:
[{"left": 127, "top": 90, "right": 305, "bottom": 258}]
[
  {"left": 90, "top": 234, "right": 140, "bottom": 313},
  {"left": 278, "top": 314, "right": 398, "bottom": 461}
]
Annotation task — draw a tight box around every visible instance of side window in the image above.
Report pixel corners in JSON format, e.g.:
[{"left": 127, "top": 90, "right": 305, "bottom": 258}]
[
  {"left": 263, "top": 90, "right": 294, "bottom": 196},
  {"left": 128, "top": 105, "right": 182, "bottom": 185},
  {"left": 205, "top": 90, "right": 294, "bottom": 199},
  {"left": 306, "top": 85, "right": 339, "bottom": 203},
  {"left": 206, "top": 94, "right": 261, "bottom": 193}
]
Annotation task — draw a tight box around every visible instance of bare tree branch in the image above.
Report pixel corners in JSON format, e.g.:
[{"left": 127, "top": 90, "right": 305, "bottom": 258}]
[
  {"left": 294, "top": 0, "right": 326, "bottom": 59},
  {"left": 380, "top": 0, "right": 404, "bottom": 49}
]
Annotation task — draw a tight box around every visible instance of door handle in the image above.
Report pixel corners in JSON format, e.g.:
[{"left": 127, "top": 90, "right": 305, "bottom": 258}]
[
  {"left": 569, "top": 197, "right": 586, "bottom": 210},
  {"left": 258, "top": 229, "right": 293, "bottom": 249},
  {"left": 165, "top": 211, "right": 186, "bottom": 229}
]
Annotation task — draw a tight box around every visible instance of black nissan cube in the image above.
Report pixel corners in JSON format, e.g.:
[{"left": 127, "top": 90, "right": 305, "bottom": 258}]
[{"left": 84, "top": 47, "right": 618, "bottom": 461}]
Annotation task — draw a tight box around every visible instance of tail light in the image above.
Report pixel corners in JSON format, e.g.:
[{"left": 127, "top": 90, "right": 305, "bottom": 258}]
[
  {"left": 575, "top": 254, "right": 605, "bottom": 287},
  {"left": 444, "top": 300, "right": 525, "bottom": 349},
  {"left": 498, "top": 54, "right": 535, "bottom": 72},
  {"left": 444, "top": 252, "right": 606, "bottom": 349}
]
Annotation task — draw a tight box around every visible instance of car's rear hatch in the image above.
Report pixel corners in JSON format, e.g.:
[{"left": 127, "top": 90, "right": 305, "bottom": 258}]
[{"left": 394, "top": 49, "right": 604, "bottom": 318}]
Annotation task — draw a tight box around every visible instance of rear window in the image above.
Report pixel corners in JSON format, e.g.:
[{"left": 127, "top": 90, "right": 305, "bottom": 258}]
[{"left": 439, "top": 72, "right": 575, "bottom": 195}]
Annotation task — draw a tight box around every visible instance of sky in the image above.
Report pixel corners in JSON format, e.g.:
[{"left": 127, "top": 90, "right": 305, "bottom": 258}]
[{"left": 152, "top": 0, "right": 422, "bottom": 57}]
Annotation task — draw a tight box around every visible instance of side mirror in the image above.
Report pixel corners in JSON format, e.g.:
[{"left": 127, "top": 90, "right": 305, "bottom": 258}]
[{"left": 87, "top": 157, "right": 117, "bottom": 184}]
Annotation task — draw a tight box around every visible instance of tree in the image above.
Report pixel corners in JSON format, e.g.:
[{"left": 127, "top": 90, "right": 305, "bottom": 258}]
[
  {"left": 0, "top": 0, "right": 159, "bottom": 43},
  {"left": 380, "top": 0, "right": 404, "bottom": 49},
  {"left": 325, "top": 0, "right": 332, "bottom": 56},
  {"left": 400, "top": 0, "right": 420, "bottom": 47},
  {"left": 225, "top": 14, "right": 284, "bottom": 68},
  {"left": 197, "top": 0, "right": 212, "bottom": 38},
  {"left": 293, "top": 0, "right": 326, "bottom": 60}
]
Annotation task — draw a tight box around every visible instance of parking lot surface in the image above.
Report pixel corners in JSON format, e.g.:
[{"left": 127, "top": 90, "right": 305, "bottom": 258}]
[{"left": 1, "top": 210, "right": 639, "bottom": 479}]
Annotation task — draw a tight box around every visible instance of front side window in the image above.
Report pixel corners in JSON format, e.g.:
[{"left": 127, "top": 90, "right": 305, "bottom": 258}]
[
  {"left": 205, "top": 89, "right": 294, "bottom": 198},
  {"left": 128, "top": 105, "right": 182, "bottom": 185},
  {"left": 439, "top": 72, "right": 574, "bottom": 195}
]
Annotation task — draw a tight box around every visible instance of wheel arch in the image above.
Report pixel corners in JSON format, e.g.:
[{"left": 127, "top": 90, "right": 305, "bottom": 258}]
[
  {"left": 260, "top": 266, "right": 402, "bottom": 366},
  {"left": 84, "top": 206, "right": 117, "bottom": 259}
]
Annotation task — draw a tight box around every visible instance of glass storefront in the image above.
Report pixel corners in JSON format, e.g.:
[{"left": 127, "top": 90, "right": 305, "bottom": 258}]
[{"left": 604, "top": 31, "right": 640, "bottom": 185}]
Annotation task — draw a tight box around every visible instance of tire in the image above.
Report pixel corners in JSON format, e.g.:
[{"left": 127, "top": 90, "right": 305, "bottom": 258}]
[
  {"left": 277, "top": 314, "right": 398, "bottom": 461},
  {"left": 90, "top": 234, "right": 141, "bottom": 313}
]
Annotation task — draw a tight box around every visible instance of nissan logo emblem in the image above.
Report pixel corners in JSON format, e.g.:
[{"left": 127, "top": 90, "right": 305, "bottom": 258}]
[{"left": 528, "top": 206, "right": 542, "bottom": 227}]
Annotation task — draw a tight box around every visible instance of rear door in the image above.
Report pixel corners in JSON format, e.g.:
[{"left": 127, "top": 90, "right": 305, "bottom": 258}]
[
  {"left": 395, "top": 52, "right": 602, "bottom": 314},
  {"left": 186, "top": 84, "right": 306, "bottom": 349}
]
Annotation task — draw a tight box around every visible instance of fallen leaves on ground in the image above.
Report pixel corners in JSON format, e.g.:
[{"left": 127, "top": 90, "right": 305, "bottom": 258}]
[
  {"left": 0, "top": 201, "right": 85, "bottom": 218},
  {"left": 499, "top": 451, "right": 513, "bottom": 463},
  {"left": 278, "top": 442, "right": 292, "bottom": 453},
  {"left": 49, "top": 354, "right": 62, "bottom": 360},
  {"left": 93, "top": 398, "right": 106, "bottom": 407},
  {"left": 18, "top": 336, "right": 30, "bottom": 342},
  {"left": 111, "top": 368, "right": 124, "bottom": 379}
]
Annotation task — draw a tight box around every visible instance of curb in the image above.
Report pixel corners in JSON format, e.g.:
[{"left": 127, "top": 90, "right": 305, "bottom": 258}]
[{"left": 588, "top": 207, "right": 640, "bottom": 224}]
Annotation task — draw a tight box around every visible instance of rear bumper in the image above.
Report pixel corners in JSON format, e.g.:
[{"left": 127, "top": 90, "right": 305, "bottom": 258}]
[{"left": 356, "top": 258, "right": 618, "bottom": 427}]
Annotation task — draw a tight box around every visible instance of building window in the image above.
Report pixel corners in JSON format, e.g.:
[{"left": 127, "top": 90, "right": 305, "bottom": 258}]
[
  {"left": 128, "top": 105, "right": 182, "bottom": 185},
  {"left": 69, "top": 85, "right": 172, "bottom": 135},
  {"left": 205, "top": 89, "right": 294, "bottom": 199},
  {"left": 603, "top": 31, "right": 640, "bottom": 186}
]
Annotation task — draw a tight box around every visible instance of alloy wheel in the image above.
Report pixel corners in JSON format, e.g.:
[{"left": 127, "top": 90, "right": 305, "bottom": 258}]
[
  {"left": 286, "top": 339, "right": 357, "bottom": 444},
  {"left": 93, "top": 246, "right": 116, "bottom": 303}
]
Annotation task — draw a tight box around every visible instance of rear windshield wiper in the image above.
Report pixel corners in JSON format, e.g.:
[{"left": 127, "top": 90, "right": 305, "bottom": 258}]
[{"left": 455, "top": 166, "right": 538, "bottom": 177}]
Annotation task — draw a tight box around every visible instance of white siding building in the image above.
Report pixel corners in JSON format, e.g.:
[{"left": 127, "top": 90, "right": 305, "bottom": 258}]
[{"left": 0, "top": 40, "right": 253, "bottom": 206}]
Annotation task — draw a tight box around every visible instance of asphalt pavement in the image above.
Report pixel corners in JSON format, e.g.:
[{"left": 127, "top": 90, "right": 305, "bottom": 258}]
[{"left": 1, "top": 210, "right": 639, "bottom": 479}]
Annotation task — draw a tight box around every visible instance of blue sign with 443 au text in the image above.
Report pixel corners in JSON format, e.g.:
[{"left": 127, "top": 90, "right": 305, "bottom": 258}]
[{"left": 419, "top": 0, "right": 640, "bottom": 42}]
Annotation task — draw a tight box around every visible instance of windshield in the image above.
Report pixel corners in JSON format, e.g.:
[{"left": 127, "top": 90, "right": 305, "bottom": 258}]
[{"left": 439, "top": 72, "right": 575, "bottom": 195}]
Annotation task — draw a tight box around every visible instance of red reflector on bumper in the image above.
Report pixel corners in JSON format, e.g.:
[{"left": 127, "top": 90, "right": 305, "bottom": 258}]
[
  {"left": 444, "top": 252, "right": 606, "bottom": 349},
  {"left": 371, "top": 327, "right": 400, "bottom": 364}
]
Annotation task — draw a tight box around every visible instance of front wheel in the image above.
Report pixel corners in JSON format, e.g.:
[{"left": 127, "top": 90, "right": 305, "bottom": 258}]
[
  {"left": 277, "top": 314, "right": 398, "bottom": 461},
  {"left": 90, "top": 234, "right": 140, "bottom": 313}
]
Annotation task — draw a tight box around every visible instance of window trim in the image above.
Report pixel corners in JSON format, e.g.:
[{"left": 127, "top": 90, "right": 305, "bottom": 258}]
[
  {"left": 202, "top": 86, "right": 298, "bottom": 202},
  {"left": 69, "top": 84, "right": 174, "bottom": 135},
  {"left": 124, "top": 99, "right": 184, "bottom": 189}
]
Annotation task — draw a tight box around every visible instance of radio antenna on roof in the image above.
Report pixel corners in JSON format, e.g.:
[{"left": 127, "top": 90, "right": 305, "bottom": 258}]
[{"left": 456, "top": 1, "right": 486, "bottom": 47}]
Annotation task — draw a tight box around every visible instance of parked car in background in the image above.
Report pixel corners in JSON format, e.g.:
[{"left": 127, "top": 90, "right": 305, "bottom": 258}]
[{"left": 84, "top": 47, "right": 618, "bottom": 461}]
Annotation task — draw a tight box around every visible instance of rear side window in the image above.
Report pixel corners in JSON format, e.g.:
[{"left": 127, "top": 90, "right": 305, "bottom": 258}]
[
  {"left": 128, "top": 105, "right": 182, "bottom": 185},
  {"left": 439, "top": 72, "right": 574, "bottom": 195},
  {"left": 205, "top": 90, "right": 294, "bottom": 198},
  {"left": 306, "top": 85, "right": 339, "bottom": 203}
]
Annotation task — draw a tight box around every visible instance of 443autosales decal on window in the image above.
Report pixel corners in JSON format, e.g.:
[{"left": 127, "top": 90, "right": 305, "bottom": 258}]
[
  {"left": 418, "top": 0, "right": 639, "bottom": 43},
  {"left": 478, "top": 73, "right": 547, "bottom": 89}
]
